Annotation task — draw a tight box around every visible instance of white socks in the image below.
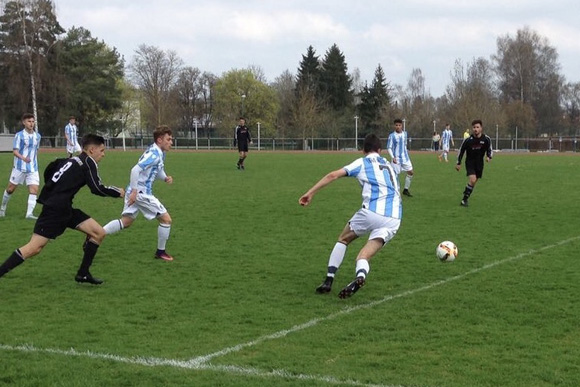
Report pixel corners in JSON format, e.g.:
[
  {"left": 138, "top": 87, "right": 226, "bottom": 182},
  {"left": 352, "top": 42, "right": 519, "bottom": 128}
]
[
  {"left": 327, "top": 242, "right": 347, "bottom": 277},
  {"left": 1, "top": 190, "right": 11, "bottom": 211},
  {"left": 404, "top": 174, "right": 413, "bottom": 190},
  {"left": 355, "top": 259, "right": 370, "bottom": 279},
  {"left": 103, "top": 219, "right": 124, "bottom": 234},
  {"left": 26, "top": 194, "right": 37, "bottom": 217},
  {"left": 157, "top": 223, "right": 171, "bottom": 250}
]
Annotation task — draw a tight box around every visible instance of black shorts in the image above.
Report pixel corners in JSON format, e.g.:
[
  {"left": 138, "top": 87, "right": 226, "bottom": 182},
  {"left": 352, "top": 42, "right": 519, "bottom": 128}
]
[
  {"left": 465, "top": 161, "right": 484, "bottom": 178},
  {"left": 238, "top": 143, "right": 249, "bottom": 152},
  {"left": 33, "top": 206, "right": 91, "bottom": 239}
]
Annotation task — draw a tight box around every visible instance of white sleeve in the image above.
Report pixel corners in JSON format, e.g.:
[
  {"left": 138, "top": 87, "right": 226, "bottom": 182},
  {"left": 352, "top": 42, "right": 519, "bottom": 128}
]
[
  {"left": 129, "top": 164, "right": 141, "bottom": 190},
  {"left": 156, "top": 166, "right": 167, "bottom": 181}
]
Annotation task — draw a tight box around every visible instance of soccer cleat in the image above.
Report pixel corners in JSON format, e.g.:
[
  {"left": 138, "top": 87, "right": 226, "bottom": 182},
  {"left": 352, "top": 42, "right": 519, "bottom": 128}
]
[
  {"left": 402, "top": 189, "right": 413, "bottom": 197},
  {"left": 0, "top": 209, "right": 5, "bottom": 217},
  {"left": 460, "top": 200, "right": 469, "bottom": 207},
  {"left": 25, "top": 214, "right": 38, "bottom": 220},
  {"left": 155, "top": 250, "right": 174, "bottom": 261},
  {"left": 240, "top": 165, "right": 245, "bottom": 170},
  {"left": 75, "top": 273, "right": 103, "bottom": 285},
  {"left": 315, "top": 277, "right": 333, "bottom": 294},
  {"left": 237, "top": 164, "right": 241, "bottom": 170},
  {"left": 338, "top": 276, "right": 366, "bottom": 299}
]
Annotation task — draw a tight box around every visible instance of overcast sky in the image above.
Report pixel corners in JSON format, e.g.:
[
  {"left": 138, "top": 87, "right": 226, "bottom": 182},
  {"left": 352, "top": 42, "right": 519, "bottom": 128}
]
[{"left": 53, "top": 0, "right": 579, "bottom": 97}]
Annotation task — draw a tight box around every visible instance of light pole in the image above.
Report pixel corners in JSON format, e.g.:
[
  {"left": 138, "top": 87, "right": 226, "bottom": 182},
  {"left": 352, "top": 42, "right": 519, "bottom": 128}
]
[
  {"left": 432, "top": 120, "right": 436, "bottom": 133},
  {"left": 403, "top": 118, "right": 406, "bottom": 132},
  {"left": 257, "top": 122, "right": 261, "bottom": 151},
  {"left": 241, "top": 94, "right": 246, "bottom": 116},
  {"left": 194, "top": 118, "right": 198, "bottom": 150},
  {"left": 354, "top": 115, "right": 359, "bottom": 149},
  {"left": 495, "top": 124, "right": 499, "bottom": 150}
]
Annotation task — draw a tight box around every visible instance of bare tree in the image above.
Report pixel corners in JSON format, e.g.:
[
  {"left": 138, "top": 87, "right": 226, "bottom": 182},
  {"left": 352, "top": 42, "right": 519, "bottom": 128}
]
[
  {"left": 128, "top": 44, "right": 183, "bottom": 129},
  {"left": 493, "top": 26, "right": 564, "bottom": 134}
]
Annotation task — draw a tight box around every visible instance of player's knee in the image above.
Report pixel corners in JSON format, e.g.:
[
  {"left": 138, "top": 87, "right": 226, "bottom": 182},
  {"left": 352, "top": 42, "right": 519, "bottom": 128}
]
[{"left": 91, "top": 227, "right": 106, "bottom": 243}]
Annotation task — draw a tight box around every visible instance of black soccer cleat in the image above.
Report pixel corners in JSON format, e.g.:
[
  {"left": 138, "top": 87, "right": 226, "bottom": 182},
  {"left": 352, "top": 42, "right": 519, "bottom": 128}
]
[
  {"left": 338, "top": 276, "right": 366, "bottom": 299},
  {"left": 460, "top": 200, "right": 469, "bottom": 207},
  {"left": 402, "top": 189, "right": 413, "bottom": 197},
  {"left": 315, "top": 277, "right": 334, "bottom": 294},
  {"left": 75, "top": 273, "right": 103, "bottom": 285}
]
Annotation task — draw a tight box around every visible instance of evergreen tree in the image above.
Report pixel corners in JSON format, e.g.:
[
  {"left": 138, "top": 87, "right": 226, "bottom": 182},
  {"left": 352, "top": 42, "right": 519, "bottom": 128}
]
[
  {"left": 319, "top": 44, "right": 352, "bottom": 111},
  {"left": 358, "top": 64, "right": 391, "bottom": 132},
  {"left": 295, "top": 45, "right": 320, "bottom": 94}
]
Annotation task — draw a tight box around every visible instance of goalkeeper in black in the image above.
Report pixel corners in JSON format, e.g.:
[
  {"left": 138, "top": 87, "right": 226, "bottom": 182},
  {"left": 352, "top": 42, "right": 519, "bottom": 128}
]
[
  {"left": 455, "top": 119, "right": 493, "bottom": 207},
  {"left": 233, "top": 117, "right": 252, "bottom": 170},
  {"left": 0, "top": 134, "right": 124, "bottom": 285}
]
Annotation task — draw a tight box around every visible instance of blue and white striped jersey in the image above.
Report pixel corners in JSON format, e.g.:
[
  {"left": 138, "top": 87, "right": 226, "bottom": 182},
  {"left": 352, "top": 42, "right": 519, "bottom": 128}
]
[
  {"left": 441, "top": 129, "right": 453, "bottom": 147},
  {"left": 129, "top": 143, "right": 166, "bottom": 195},
  {"left": 65, "top": 123, "right": 78, "bottom": 144},
  {"left": 13, "top": 129, "right": 41, "bottom": 173},
  {"left": 387, "top": 131, "right": 410, "bottom": 164},
  {"left": 343, "top": 153, "right": 402, "bottom": 219}
]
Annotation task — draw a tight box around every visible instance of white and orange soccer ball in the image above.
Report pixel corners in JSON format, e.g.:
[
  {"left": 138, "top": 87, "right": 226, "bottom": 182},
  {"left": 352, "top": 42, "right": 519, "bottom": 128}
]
[{"left": 436, "top": 241, "right": 458, "bottom": 262}]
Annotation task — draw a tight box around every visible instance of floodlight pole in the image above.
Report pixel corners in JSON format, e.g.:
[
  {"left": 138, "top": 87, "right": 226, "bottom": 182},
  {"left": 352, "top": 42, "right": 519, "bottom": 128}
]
[
  {"left": 194, "top": 119, "right": 198, "bottom": 150},
  {"left": 257, "top": 122, "right": 261, "bottom": 151}
]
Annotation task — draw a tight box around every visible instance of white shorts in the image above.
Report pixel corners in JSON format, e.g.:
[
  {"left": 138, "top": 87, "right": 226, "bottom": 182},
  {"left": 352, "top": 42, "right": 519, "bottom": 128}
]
[
  {"left": 348, "top": 208, "right": 401, "bottom": 243},
  {"left": 67, "top": 142, "right": 81, "bottom": 154},
  {"left": 9, "top": 169, "right": 40, "bottom": 186},
  {"left": 398, "top": 160, "right": 413, "bottom": 172},
  {"left": 121, "top": 192, "right": 167, "bottom": 220}
]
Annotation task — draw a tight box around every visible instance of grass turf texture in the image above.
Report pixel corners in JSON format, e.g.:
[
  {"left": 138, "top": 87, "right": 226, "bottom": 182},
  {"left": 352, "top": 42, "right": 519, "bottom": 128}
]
[{"left": 0, "top": 150, "right": 579, "bottom": 387}]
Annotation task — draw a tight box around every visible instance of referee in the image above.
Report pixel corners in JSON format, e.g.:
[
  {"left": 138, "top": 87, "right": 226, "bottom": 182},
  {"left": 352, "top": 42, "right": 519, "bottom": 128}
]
[
  {"left": 233, "top": 117, "right": 252, "bottom": 170},
  {"left": 455, "top": 119, "right": 493, "bottom": 207}
]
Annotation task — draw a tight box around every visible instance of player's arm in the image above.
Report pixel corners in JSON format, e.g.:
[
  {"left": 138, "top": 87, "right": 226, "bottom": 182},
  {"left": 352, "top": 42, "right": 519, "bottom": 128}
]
[
  {"left": 299, "top": 168, "right": 347, "bottom": 206},
  {"left": 247, "top": 129, "right": 252, "bottom": 144},
  {"left": 85, "top": 158, "right": 124, "bottom": 198},
  {"left": 455, "top": 139, "right": 468, "bottom": 170},
  {"left": 233, "top": 126, "right": 238, "bottom": 146},
  {"left": 156, "top": 166, "right": 173, "bottom": 184},
  {"left": 386, "top": 136, "right": 395, "bottom": 161},
  {"left": 486, "top": 137, "right": 493, "bottom": 162}
]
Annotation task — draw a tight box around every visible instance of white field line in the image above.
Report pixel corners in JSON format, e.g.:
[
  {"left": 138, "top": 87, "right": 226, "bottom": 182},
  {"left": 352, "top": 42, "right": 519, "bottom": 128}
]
[
  {"left": 187, "top": 234, "right": 580, "bottom": 365},
  {"left": 1, "top": 235, "right": 578, "bottom": 387}
]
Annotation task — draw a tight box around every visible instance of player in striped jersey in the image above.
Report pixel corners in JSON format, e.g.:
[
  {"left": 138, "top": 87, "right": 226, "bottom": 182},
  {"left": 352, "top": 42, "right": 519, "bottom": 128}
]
[
  {"left": 0, "top": 113, "right": 41, "bottom": 219},
  {"left": 386, "top": 118, "right": 414, "bottom": 197},
  {"left": 64, "top": 116, "right": 82, "bottom": 157},
  {"left": 438, "top": 123, "right": 455, "bottom": 162},
  {"left": 103, "top": 125, "right": 175, "bottom": 261},
  {"left": 299, "top": 134, "right": 403, "bottom": 299}
]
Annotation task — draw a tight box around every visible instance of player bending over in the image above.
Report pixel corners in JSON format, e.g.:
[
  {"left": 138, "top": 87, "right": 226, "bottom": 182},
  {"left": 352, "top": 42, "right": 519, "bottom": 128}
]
[{"left": 299, "top": 133, "right": 403, "bottom": 299}]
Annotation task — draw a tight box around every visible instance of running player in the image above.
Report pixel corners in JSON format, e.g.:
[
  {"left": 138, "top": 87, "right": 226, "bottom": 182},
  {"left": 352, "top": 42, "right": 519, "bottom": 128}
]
[
  {"left": 456, "top": 120, "right": 493, "bottom": 207},
  {"left": 103, "top": 125, "right": 175, "bottom": 261},
  {"left": 0, "top": 134, "right": 124, "bottom": 284},
  {"left": 65, "top": 116, "right": 82, "bottom": 157},
  {"left": 233, "top": 117, "right": 252, "bottom": 170}
]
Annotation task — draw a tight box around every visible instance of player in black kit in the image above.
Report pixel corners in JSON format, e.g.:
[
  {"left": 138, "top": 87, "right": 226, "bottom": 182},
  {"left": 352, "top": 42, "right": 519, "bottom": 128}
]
[
  {"left": 0, "top": 134, "right": 124, "bottom": 284},
  {"left": 455, "top": 119, "right": 493, "bottom": 207},
  {"left": 233, "top": 117, "right": 252, "bottom": 170}
]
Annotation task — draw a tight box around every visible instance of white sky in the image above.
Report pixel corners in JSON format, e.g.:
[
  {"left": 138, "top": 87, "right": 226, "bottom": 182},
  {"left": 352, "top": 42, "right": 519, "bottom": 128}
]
[{"left": 53, "top": 0, "right": 580, "bottom": 97}]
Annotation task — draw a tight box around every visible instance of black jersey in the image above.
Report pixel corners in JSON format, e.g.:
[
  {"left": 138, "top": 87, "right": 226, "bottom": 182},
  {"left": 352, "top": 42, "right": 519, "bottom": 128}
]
[
  {"left": 456, "top": 134, "right": 493, "bottom": 166},
  {"left": 38, "top": 153, "right": 122, "bottom": 209},
  {"left": 234, "top": 125, "right": 252, "bottom": 146}
]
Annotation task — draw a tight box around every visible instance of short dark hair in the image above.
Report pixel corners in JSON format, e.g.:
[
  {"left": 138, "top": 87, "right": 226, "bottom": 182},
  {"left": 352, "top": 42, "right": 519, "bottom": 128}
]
[
  {"left": 471, "top": 119, "right": 483, "bottom": 127},
  {"left": 21, "top": 113, "right": 34, "bottom": 121},
  {"left": 81, "top": 133, "right": 105, "bottom": 149},
  {"left": 153, "top": 125, "right": 172, "bottom": 142},
  {"left": 69, "top": 115, "right": 76, "bottom": 120},
  {"left": 363, "top": 133, "right": 381, "bottom": 153},
  {"left": 394, "top": 118, "right": 403, "bottom": 124}
]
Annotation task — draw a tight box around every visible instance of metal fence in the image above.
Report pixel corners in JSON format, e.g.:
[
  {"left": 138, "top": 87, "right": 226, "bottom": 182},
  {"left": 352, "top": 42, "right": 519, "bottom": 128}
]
[{"left": 2, "top": 135, "right": 580, "bottom": 152}]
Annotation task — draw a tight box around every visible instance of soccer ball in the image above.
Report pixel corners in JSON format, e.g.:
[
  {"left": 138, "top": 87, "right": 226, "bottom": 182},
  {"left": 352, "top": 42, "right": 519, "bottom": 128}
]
[{"left": 436, "top": 241, "right": 458, "bottom": 262}]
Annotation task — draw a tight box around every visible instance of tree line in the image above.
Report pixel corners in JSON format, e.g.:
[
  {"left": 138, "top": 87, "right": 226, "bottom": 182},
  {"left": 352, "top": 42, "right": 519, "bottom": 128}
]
[{"left": 1, "top": 0, "right": 579, "bottom": 142}]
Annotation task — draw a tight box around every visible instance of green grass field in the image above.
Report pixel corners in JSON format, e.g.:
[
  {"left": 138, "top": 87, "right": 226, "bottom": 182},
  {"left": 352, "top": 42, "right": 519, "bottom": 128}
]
[{"left": 0, "top": 149, "right": 579, "bottom": 387}]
